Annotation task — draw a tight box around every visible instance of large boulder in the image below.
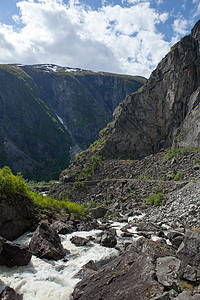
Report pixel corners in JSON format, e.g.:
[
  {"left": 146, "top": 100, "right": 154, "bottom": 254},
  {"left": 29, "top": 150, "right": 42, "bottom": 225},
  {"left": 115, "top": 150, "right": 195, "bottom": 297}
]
[
  {"left": 89, "top": 207, "right": 109, "bottom": 219},
  {"left": 29, "top": 222, "right": 66, "bottom": 260},
  {"left": 177, "top": 229, "right": 200, "bottom": 282},
  {"left": 156, "top": 256, "right": 181, "bottom": 292},
  {"left": 100, "top": 231, "right": 117, "bottom": 248},
  {"left": 0, "top": 286, "right": 22, "bottom": 300},
  {"left": 73, "top": 239, "right": 176, "bottom": 300},
  {"left": 70, "top": 236, "right": 89, "bottom": 246},
  {"left": 0, "top": 237, "right": 32, "bottom": 267},
  {"left": 0, "top": 194, "right": 35, "bottom": 240},
  {"left": 51, "top": 220, "right": 76, "bottom": 234}
]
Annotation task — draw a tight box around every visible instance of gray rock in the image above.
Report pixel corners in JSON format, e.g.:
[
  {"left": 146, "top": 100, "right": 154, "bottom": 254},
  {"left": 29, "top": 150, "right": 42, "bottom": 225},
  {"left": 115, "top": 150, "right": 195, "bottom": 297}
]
[
  {"left": 182, "top": 264, "right": 199, "bottom": 282},
  {"left": 0, "top": 238, "right": 32, "bottom": 267},
  {"left": 175, "top": 291, "right": 193, "bottom": 300},
  {"left": 100, "top": 231, "right": 117, "bottom": 248},
  {"left": 89, "top": 207, "right": 109, "bottom": 219},
  {"left": 0, "top": 194, "right": 35, "bottom": 241},
  {"left": 156, "top": 256, "right": 181, "bottom": 292},
  {"left": 177, "top": 230, "right": 200, "bottom": 267},
  {"left": 70, "top": 236, "right": 89, "bottom": 246},
  {"left": 51, "top": 221, "right": 76, "bottom": 234},
  {"left": 167, "top": 231, "right": 184, "bottom": 249},
  {"left": 0, "top": 286, "right": 22, "bottom": 300},
  {"left": 29, "top": 222, "right": 66, "bottom": 260},
  {"left": 73, "top": 239, "right": 178, "bottom": 300}
]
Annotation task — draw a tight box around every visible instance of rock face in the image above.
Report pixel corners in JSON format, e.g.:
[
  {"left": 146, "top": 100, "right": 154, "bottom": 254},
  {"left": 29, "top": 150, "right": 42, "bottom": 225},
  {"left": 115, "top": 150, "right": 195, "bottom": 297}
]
[
  {"left": 72, "top": 239, "right": 175, "bottom": 300},
  {"left": 73, "top": 232, "right": 200, "bottom": 300},
  {"left": 0, "top": 194, "right": 35, "bottom": 240},
  {"left": 98, "top": 20, "right": 200, "bottom": 159},
  {"left": 0, "top": 237, "right": 32, "bottom": 267},
  {"left": 29, "top": 222, "right": 66, "bottom": 260},
  {"left": 0, "top": 64, "right": 145, "bottom": 180}
]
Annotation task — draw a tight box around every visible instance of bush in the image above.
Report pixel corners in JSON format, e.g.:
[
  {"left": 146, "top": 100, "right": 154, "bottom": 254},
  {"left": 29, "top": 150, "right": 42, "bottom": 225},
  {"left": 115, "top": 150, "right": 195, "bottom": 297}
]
[
  {"left": 165, "top": 146, "right": 200, "bottom": 161},
  {"left": 73, "top": 181, "right": 85, "bottom": 189},
  {"left": 173, "top": 171, "right": 183, "bottom": 181},
  {"left": 0, "top": 166, "right": 30, "bottom": 197},
  {"left": 0, "top": 166, "right": 85, "bottom": 217},
  {"left": 143, "top": 192, "right": 165, "bottom": 206}
]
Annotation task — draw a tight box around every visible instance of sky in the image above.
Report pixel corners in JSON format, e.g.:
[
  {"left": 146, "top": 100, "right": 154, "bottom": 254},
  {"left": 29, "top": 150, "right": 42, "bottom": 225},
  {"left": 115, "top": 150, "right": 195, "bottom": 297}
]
[{"left": 0, "top": 0, "right": 200, "bottom": 78}]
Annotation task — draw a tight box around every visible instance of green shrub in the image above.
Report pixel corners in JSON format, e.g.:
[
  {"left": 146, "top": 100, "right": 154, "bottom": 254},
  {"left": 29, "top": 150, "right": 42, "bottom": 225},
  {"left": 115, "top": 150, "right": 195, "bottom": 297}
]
[
  {"left": 0, "top": 166, "right": 30, "bottom": 197},
  {"left": 173, "top": 171, "right": 183, "bottom": 181},
  {"left": 73, "top": 181, "right": 85, "bottom": 189},
  {"left": 0, "top": 166, "right": 85, "bottom": 218},
  {"left": 104, "top": 210, "right": 110, "bottom": 218},
  {"left": 143, "top": 192, "right": 165, "bottom": 206},
  {"left": 165, "top": 146, "right": 200, "bottom": 161}
]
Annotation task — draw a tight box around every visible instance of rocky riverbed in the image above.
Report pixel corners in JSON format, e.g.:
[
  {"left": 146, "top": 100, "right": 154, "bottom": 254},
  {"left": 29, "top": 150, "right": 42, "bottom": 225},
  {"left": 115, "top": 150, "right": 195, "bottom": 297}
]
[{"left": 0, "top": 178, "right": 200, "bottom": 300}]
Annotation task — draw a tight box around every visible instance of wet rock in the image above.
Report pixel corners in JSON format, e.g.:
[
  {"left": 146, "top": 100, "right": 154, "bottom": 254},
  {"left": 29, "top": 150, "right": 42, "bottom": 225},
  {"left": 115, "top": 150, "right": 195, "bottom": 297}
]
[
  {"left": 0, "top": 194, "right": 35, "bottom": 241},
  {"left": 75, "top": 260, "right": 98, "bottom": 279},
  {"left": 167, "top": 231, "right": 184, "bottom": 249},
  {"left": 0, "top": 286, "right": 22, "bottom": 300},
  {"left": 100, "top": 231, "right": 117, "bottom": 248},
  {"left": 0, "top": 238, "right": 32, "bottom": 267},
  {"left": 70, "top": 236, "right": 89, "bottom": 246},
  {"left": 136, "top": 222, "right": 159, "bottom": 233},
  {"left": 51, "top": 221, "right": 76, "bottom": 234},
  {"left": 73, "top": 241, "right": 166, "bottom": 300},
  {"left": 29, "top": 222, "right": 66, "bottom": 260},
  {"left": 77, "top": 220, "right": 99, "bottom": 231}
]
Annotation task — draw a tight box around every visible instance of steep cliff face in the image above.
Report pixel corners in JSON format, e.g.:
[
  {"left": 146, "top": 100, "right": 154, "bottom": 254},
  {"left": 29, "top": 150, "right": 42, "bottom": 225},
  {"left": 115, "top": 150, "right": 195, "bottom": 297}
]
[
  {"left": 0, "top": 65, "right": 72, "bottom": 180},
  {"left": 0, "top": 64, "right": 145, "bottom": 179},
  {"left": 98, "top": 20, "right": 200, "bottom": 159},
  {"left": 20, "top": 65, "right": 145, "bottom": 150}
]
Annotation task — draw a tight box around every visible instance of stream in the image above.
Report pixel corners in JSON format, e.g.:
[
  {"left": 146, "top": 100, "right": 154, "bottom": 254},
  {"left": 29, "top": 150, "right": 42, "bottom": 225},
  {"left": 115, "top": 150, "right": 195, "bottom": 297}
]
[{"left": 0, "top": 216, "right": 147, "bottom": 299}]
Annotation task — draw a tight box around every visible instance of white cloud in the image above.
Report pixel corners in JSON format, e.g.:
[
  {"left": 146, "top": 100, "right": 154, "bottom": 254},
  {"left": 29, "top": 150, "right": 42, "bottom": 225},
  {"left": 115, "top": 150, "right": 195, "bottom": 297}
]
[
  {"left": 0, "top": 0, "right": 171, "bottom": 77},
  {"left": 171, "top": 17, "right": 189, "bottom": 44}
]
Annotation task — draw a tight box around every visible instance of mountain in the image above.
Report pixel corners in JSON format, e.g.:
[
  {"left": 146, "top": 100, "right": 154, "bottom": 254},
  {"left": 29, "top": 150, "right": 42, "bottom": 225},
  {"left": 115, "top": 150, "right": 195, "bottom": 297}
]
[
  {"left": 0, "top": 64, "right": 146, "bottom": 180},
  {"left": 92, "top": 20, "right": 200, "bottom": 159},
  {"left": 57, "top": 19, "right": 200, "bottom": 206}
]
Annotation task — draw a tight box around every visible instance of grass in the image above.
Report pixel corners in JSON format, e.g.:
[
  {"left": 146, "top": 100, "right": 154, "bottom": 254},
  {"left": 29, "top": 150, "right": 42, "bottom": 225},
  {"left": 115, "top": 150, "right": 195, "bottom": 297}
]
[{"left": 180, "top": 280, "right": 194, "bottom": 292}]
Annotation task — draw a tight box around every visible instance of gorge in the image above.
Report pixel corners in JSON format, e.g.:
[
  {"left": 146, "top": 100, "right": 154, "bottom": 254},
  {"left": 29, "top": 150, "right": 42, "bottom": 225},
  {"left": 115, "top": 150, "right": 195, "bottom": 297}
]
[{"left": 0, "top": 18, "right": 200, "bottom": 300}]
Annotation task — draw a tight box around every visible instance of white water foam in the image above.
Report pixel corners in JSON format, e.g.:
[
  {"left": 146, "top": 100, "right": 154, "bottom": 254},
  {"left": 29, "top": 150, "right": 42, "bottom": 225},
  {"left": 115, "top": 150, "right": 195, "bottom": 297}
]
[{"left": 0, "top": 230, "right": 118, "bottom": 300}]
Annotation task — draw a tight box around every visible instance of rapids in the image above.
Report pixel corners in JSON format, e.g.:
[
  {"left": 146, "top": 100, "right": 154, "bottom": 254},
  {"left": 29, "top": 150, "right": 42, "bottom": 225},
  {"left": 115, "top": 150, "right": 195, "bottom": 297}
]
[{"left": 0, "top": 215, "right": 146, "bottom": 299}]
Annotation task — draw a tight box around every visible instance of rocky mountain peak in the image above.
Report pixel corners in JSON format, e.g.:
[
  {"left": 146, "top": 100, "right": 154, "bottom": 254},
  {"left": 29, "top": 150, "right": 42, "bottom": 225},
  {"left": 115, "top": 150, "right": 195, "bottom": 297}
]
[{"left": 97, "top": 19, "right": 200, "bottom": 159}]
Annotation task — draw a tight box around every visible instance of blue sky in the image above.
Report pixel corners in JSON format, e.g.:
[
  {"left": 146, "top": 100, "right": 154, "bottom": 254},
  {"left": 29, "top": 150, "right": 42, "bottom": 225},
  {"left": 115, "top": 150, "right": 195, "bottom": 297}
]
[{"left": 0, "top": 0, "right": 199, "bottom": 77}]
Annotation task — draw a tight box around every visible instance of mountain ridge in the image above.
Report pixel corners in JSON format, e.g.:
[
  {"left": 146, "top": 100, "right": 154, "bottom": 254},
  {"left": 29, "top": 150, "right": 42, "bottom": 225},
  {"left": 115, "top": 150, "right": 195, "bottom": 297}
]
[{"left": 0, "top": 64, "right": 145, "bottom": 180}]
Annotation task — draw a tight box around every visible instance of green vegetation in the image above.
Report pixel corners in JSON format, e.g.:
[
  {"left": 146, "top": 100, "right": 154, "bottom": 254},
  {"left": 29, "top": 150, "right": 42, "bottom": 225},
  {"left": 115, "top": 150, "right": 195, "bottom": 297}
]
[
  {"left": 73, "top": 181, "right": 85, "bottom": 189},
  {"left": 143, "top": 189, "right": 165, "bottom": 206},
  {"left": 104, "top": 210, "right": 110, "bottom": 218},
  {"left": 0, "top": 166, "right": 29, "bottom": 197},
  {"left": 0, "top": 166, "right": 85, "bottom": 218},
  {"left": 194, "top": 159, "right": 200, "bottom": 164},
  {"left": 75, "top": 155, "right": 105, "bottom": 181},
  {"left": 173, "top": 171, "right": 183, "bottom": 181},
  {"left": 180, "top": 280, "right": 194, "bottom": 292},
  {"left": 89, "top": 138, "right": 106, "bottom": 152},
  {"left": 165, "top": 146, "right": 200, "bottom": 161}
]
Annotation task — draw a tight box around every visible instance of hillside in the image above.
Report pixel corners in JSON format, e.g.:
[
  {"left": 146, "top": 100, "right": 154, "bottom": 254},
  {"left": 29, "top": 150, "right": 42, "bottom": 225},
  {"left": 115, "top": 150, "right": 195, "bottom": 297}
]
[
  {"left": 89, "top": 20, "right": 200, "bottom": 159},
  {"left": 0, "top": 64, "right": 145, "bottom": 180},
  {"left": 50, "top": 20, "right": 200, "bottom": 299}
]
